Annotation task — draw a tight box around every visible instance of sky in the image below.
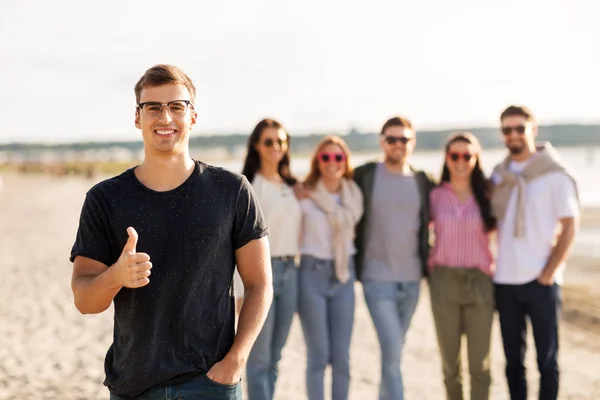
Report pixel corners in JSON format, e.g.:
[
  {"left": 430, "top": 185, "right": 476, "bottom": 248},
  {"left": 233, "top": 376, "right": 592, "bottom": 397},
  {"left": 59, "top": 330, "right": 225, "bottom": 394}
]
[{"left": 0, "top": 0, "right": 598, "bottom": 144}]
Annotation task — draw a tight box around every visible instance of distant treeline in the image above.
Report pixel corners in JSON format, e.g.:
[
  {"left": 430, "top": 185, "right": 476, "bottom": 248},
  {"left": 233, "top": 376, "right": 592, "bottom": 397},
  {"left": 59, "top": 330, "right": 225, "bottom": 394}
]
[{"left": 2, "top": 124, "right": 599, "bottom": 154}]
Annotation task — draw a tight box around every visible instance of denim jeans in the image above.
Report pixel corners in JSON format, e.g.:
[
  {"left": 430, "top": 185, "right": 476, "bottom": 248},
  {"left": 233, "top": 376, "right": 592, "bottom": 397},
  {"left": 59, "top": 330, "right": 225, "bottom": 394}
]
[
  {"left": 362, "top": 280, "right": 420, "bottom": 400},
  {"left": 109, "top": 374, "right": 241, "bottom": 400},
  {"left": 246, "top": 257, "right": 298, "bottom": 400},
  {"left": 495, "top": 280, "right": 562, "bottom": 400},
  {"left": 298, "top": 255, "right": 355, "bottom": 400}
]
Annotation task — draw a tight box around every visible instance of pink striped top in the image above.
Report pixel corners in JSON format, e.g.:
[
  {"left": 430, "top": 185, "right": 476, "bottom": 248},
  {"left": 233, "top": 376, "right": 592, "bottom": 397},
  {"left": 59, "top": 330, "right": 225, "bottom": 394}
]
[{"left": 428, "top": 183, "right": 494, "bottom": 276}]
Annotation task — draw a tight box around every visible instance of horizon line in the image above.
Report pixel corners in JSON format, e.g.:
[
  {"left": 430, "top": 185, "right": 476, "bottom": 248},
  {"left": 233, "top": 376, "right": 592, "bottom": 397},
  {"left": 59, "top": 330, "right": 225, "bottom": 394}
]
[{"left": 2, "top": 120, "right": 599, "bottom": 147}]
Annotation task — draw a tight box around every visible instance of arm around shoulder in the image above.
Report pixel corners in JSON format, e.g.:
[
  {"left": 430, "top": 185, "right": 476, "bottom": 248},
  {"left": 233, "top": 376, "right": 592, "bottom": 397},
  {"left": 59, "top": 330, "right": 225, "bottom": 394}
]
[
  {"left": 424, "top": 171, "right": 438, "bottom": 191},
  {"left": 353, "top": 162, "right": 374, "bottom": 183}
]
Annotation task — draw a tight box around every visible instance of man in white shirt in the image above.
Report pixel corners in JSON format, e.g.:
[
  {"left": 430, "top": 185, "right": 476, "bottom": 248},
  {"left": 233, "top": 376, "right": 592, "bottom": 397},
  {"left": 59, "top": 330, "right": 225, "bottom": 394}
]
[{"left": 491, "top": 105, "right": 579, "bottom": 400}]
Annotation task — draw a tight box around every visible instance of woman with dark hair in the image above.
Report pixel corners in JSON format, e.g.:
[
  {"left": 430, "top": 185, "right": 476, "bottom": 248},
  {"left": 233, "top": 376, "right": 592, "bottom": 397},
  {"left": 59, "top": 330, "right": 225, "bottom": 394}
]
[
  {"left": 298, "top": 135, "right": 363, "bottom": 400},
  {"left": 428, "top": 132, "right": 496, "bottom": 400},
  {"left": 240, "top": 118, "right": 302, "bottom": 400}
]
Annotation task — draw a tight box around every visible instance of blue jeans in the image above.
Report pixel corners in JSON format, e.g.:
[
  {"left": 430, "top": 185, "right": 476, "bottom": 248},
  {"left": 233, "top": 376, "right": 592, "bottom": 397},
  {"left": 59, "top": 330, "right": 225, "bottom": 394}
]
[
  {"left": 246, "top": 257, "right": 298, "bottom": 400},
  {"left": 495, "top": 280, "right": 562, "bottom": 400},
  {"left": 109, "top": 374, "right": 241, "bottom": 399},
  {"left": 362, "top": 280, "right": 421, "bottom": 400},
  {"left": 298, "top": 255, "right": 355, "bottom": 400}
]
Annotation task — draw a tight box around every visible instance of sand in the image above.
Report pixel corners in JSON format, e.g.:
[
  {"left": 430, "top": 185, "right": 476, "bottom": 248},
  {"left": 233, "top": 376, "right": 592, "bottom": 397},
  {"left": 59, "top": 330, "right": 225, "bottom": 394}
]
[{"left": 0, "top": 173, "right": 598, "bottom": 400}]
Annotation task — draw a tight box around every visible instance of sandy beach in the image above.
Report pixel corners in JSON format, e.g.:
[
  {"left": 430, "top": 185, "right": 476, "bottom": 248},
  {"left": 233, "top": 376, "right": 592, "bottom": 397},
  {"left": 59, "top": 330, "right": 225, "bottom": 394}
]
[{"left": 0, "top": 172, "right": 598, "bottom": 400}]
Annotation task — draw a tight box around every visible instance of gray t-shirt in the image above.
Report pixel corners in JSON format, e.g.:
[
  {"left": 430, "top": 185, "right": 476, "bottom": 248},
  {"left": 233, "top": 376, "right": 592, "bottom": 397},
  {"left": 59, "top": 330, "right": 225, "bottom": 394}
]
[{"left": 363, "top": 163, "right": 422, "bottom": 282}]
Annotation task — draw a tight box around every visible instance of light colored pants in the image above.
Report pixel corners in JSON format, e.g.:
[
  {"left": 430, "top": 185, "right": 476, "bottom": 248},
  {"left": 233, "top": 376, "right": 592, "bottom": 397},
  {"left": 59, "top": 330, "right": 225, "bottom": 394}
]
[
  {"left": 246, "top": 257, "right": 298, "bottom": 400},
  {"left": 298, "top": 255, "right": 355, "bottom": 400},
  {"left": 362, "top": 280, "right": 420, "bottom": 400}
]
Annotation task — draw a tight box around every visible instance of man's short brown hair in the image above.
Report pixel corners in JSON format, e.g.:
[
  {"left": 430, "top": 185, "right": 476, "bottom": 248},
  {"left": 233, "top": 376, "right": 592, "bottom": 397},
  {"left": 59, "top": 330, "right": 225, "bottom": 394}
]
[
  {"left": 134, "top": 64, "right": 196, "bottom": 104},
  {"left": 500, "top": 105, "right": 535, "bottom": 123},
  {"left": 380, "top": 116, "right": 413, "bottom": 135}
]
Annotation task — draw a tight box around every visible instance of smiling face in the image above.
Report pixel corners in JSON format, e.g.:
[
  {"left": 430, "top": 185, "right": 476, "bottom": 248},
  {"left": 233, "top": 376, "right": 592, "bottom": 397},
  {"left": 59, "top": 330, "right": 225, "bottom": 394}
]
[
  {"left": 134, "top": 83, "right": 197, "bottom": 156},
  {"left": 380, "top": 125, "right": 416, "bottom": 165},
  {"left": 501, "top": 114, "right": 537, "bottom": 157},
  {"left": 446, "top": 140, "right": 478, "bottom": 180},
  {"left": 255, "top": 127, "right": 288, "bottom": 167},
  {"left": 317, "top": 143, "right": 347, "bottom": 182}
]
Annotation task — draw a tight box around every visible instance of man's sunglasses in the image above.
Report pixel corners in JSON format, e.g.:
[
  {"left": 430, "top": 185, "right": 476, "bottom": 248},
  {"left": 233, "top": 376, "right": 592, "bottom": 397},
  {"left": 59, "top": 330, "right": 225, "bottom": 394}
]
[
  {"left": 448, "top": 152, "right": 473, "bottom": 162},
  {"left": 318, "top": 152, "right": 346, "bottom": 163},
  {"left": 501, "top": 125, "right": 526, "bottom": 135},
  {"left": 262, "top": 138, "right": 287, "bottom": 148},
  {"left": 383, "top": 136, "right": 411, "bottom": 145}
]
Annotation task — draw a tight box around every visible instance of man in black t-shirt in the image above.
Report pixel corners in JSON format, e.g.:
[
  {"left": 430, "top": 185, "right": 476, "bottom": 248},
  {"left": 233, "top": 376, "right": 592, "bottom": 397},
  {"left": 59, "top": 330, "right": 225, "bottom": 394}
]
[{"left": 70, "top": 64, "right": 273, "bottom": 400}]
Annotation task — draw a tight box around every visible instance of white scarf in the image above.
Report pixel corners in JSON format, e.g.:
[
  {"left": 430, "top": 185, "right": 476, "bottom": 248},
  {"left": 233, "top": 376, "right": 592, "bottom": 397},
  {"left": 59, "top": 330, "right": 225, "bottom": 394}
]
[{"left": 309, "top": 179, "right": 364, "bottom": 283}]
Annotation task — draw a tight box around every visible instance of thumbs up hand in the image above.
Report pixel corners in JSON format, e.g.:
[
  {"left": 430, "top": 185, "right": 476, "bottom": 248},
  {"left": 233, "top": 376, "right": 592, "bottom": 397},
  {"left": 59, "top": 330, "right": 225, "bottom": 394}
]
[{"left": 114, "top": 227, "right": 152, "bottom": 288}]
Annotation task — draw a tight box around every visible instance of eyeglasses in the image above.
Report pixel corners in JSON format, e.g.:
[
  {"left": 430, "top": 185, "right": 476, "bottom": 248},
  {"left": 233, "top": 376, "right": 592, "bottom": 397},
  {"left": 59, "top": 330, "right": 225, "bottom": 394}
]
[
  {"left": 318, "top": 152, "right": 346, "bottom": 163},
  {"left": 383, "top": 136, "right": 411, "bottom": 145},
  {"left": 501, "top": 125, "right": 526, "bottom": 135},
  {"left": 448, "top": 152, "right": 473, "bottom": 162},
  {"left": 262, "top": 138, "right": 287, "bottom": 148},
  {"left": 137, "top": 100, "right": 194, "bottom": 119}
]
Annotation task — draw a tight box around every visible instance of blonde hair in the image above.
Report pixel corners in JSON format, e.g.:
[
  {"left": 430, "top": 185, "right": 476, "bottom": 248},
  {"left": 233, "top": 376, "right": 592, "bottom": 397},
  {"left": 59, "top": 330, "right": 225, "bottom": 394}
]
[{"left": 304, "top": 135, "right": 354, "bottom": 188}]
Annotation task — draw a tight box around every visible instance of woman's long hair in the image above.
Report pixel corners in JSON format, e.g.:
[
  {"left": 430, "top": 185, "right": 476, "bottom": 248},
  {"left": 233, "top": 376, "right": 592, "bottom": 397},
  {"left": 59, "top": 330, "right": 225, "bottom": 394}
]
[
  {"left": 241, "top": 118, "right": 297, "bottom": 186},
  {"left": 440, "top": 132, "right": 496, "bottom": 232},
  {"left": 304, "top": 135, "right": 354, "bottom": 188}
]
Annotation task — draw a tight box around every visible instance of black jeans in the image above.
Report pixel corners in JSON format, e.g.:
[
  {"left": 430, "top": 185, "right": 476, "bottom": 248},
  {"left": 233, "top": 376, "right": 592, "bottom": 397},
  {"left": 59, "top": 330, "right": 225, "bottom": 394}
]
[{"left": 495, "top": 280, "right": 561, "bottom": 400}]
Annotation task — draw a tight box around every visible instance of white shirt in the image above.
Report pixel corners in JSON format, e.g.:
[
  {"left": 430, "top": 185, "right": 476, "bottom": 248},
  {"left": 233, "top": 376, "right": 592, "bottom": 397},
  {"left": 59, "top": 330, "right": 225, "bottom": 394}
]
[
  {"left": 252, "top": 174, "right": 302, "bottom": 257},
  {"left": 493, "top": 160, "right": 579, "bottom": 285},
  {"left": 299, "top": 194, "right": 356, "bottom": 260}
]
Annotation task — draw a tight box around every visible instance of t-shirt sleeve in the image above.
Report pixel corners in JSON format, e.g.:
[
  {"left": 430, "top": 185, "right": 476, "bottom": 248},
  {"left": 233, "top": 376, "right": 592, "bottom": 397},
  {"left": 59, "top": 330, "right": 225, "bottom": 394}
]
[
  {"left": 232, "top": 176, "right": 269, "bottom": 250},
  {"left": 552, "top": 173, "right": 580, "bottom": 220},
  {"left": 70, "top": 190, "right": 114, "bottom": 266}
]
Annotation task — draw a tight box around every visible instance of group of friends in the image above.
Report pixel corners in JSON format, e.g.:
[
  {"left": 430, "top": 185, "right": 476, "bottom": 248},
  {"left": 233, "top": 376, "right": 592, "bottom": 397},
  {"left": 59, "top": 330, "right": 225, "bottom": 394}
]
[{"left": 70, "top": 64, "right": 579, "bottom": 400}]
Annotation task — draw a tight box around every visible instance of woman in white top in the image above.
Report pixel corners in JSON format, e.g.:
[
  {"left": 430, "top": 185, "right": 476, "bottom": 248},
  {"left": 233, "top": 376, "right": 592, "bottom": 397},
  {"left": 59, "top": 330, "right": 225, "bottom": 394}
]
[
  {"left": 299, "top": 136, "right": 363, "bottom": 400},
  {"left": 240, "top": 118, "right": 302, "bottom": 400}
]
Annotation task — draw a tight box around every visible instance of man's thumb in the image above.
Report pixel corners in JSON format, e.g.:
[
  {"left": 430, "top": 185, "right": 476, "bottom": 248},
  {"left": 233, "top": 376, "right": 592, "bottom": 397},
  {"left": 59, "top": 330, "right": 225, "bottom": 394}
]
[{"left": 125, "top": 227, "right": 138, "bottom": 254}]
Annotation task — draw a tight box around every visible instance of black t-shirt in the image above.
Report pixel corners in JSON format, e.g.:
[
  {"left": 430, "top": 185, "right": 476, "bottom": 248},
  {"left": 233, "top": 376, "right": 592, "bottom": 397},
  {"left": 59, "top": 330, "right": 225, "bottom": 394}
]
[{"left": 70, "top": 161, "right": 268, "bottom": 398}]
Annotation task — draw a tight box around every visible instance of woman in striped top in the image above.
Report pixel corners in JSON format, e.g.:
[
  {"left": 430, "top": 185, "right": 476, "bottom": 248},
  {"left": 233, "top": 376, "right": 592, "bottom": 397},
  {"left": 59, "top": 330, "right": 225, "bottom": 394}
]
[{"left": 428, "top": 132, "right": 496, "bottom": 400}]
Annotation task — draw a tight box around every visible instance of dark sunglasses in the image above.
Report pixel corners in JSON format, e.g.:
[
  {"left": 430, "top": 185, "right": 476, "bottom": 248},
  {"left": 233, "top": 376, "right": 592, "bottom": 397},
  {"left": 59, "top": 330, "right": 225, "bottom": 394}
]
[
  {"left": 383, "top": 135, "right": 411, "bottom": 145},
  {"left": 501, "top": 125, "right": 526, "bottom": 135},
  {"left": 262, "top": 138, "right": 287, "bottom": 147},
  {"left": 448, "top": 152, "right": 473, "bottom": 162},
  {"left": 318, "top": 152, "right": 346, "bottom": 163}
]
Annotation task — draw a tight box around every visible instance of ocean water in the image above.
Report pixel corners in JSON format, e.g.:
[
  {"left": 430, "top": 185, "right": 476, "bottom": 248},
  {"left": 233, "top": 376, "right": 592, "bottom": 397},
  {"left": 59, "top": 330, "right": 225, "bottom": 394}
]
[
  {"left": 208, "top": 145, "right": 599, "bottom": 258},
  {"left": 210, "top": 146, "right": 600, "bottom": 208}
]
